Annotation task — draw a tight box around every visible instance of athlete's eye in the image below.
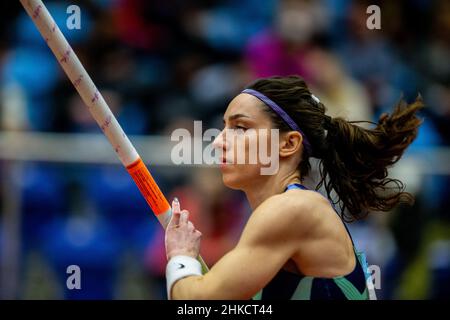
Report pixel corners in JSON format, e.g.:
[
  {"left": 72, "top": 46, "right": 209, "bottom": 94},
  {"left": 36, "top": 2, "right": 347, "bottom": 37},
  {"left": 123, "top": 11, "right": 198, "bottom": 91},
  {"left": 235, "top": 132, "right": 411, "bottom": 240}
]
[{"left": 234, "top": 125, "right": 248, "bottom": 131}]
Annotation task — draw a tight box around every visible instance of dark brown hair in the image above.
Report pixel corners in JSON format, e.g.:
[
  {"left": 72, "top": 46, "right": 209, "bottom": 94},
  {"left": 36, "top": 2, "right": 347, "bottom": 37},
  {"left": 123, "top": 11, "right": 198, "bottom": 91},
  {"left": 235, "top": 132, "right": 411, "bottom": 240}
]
[{"left": 247, "top": 75, "right": 424, "bottom": 222}]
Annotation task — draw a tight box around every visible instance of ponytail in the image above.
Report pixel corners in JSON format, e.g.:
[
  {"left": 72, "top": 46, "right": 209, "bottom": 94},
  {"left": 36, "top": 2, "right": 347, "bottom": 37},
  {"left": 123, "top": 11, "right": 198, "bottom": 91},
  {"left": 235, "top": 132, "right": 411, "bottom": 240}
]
[{"left": 317, "top": 96, "right": 424, "bottom": 221}]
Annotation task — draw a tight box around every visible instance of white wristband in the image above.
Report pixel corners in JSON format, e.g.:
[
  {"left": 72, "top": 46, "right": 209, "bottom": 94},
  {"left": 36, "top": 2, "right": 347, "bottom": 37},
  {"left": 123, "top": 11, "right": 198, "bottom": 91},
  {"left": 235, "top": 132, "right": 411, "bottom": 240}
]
[{"left": 166, "top": 255, "right": 202, "bottom": 300}]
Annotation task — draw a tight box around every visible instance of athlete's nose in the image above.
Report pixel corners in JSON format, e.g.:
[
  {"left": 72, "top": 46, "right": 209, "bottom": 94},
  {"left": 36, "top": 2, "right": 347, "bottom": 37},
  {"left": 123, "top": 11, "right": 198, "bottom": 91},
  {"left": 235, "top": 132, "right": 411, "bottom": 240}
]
[{"left": 213, "top": 128, "right": 228, "bottom": 151}]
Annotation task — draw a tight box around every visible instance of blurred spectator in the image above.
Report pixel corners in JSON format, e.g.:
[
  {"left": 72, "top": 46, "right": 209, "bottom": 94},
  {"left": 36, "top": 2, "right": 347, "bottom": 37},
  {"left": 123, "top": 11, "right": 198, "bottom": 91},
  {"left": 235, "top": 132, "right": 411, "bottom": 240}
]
[{"left": 303, "top": 48, "right": 373, "bottom": 122}]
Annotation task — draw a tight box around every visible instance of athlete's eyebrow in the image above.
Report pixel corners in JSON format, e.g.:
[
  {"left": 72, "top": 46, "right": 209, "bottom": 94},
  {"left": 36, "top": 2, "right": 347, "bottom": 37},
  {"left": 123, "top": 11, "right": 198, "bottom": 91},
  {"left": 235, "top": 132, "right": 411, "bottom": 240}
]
[{"left": 223, "top": 114, "right": 252, "bottom": 123}]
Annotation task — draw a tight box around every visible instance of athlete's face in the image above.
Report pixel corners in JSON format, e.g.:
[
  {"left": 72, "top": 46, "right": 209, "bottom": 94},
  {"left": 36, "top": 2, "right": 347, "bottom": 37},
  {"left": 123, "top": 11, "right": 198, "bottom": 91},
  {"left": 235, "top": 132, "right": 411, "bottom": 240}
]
[{"left": 213, "top": 93, "right": 279, "bottom": 190}]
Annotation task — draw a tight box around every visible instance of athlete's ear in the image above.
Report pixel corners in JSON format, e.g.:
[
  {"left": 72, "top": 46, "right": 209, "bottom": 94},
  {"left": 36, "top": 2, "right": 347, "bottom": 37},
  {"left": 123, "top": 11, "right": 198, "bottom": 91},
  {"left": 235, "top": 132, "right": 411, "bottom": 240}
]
[{"left": 279, "top": 131, "right": 302, "bottom": 158}]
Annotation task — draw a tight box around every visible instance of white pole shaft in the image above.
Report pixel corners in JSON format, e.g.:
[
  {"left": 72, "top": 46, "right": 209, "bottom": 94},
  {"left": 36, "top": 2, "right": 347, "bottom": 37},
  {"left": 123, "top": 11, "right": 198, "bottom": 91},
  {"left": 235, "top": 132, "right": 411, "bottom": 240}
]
[{"left": 19, "top": 0, "right": 172, "bottom": 219}]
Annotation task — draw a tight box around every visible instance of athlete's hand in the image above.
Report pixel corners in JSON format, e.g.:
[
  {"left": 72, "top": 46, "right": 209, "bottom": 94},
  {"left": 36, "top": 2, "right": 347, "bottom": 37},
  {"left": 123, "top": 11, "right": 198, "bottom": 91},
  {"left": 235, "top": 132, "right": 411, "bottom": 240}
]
[{"left": 165, "top": 198, "right": 202, "bottom": 261}]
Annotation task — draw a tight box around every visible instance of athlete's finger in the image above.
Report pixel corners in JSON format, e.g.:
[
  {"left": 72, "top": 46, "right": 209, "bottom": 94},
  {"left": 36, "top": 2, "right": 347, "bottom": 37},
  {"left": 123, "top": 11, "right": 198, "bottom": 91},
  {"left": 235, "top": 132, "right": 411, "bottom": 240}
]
[
  {"left": 169, "top": 197, "right": 181, "bottom": 227},
  {"left": 180, "top": 209, "right": 190, "bottom": 225}
]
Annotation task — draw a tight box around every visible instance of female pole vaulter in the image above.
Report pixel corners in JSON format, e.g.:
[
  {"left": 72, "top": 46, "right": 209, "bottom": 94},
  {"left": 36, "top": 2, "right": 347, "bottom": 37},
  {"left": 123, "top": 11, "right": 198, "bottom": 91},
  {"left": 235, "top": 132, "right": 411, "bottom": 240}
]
[{"left": 165, "top": 75, "right": 424, "bottom": 300}]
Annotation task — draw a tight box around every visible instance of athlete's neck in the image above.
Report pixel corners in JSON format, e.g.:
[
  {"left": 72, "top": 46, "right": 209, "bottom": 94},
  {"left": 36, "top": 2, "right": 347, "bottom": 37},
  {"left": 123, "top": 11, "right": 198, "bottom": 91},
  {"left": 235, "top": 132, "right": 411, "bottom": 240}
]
[{"left": 243, "top": 170, "right": 302, "bottom": 211}]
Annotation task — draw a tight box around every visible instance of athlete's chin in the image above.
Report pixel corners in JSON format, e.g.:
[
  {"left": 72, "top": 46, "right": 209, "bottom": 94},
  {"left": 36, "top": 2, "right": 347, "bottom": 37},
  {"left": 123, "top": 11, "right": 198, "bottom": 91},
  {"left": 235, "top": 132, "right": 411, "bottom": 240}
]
[
  {"left": 221, "top": 174, "right": 242, "bottom": 190},
  {"left": 220, "top": 169, "right": 245, "bottom": 190},
  {"left": 220, "top": 165, "right": 261, "bottom": 190}
]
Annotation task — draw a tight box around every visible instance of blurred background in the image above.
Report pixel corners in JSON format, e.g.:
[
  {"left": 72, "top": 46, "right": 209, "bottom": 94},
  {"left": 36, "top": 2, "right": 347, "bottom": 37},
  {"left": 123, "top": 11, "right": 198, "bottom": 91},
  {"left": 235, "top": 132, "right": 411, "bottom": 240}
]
[{"left": 0, "top": 0, "right": 449, "bottom": 299}]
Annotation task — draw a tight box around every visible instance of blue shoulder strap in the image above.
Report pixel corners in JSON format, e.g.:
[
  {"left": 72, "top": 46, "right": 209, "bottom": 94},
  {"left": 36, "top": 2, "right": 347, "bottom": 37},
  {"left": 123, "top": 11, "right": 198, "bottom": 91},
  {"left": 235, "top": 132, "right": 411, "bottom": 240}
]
[{"left": 285, "top": 183, "right": 308, "bottom": 191}]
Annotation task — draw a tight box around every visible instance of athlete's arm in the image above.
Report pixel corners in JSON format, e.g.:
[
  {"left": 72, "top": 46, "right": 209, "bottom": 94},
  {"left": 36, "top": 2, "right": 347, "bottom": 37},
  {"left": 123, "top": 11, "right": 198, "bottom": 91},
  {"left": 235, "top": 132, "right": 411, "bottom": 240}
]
[{"left": 168, "top": 194, "right": 313, "bottom": 300}]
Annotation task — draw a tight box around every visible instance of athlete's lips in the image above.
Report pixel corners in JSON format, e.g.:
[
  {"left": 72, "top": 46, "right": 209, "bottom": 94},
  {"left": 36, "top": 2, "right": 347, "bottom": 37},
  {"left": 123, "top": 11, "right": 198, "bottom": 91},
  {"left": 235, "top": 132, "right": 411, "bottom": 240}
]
[{"left": 219, "top": 156, "right": 232, "bottom": 167}]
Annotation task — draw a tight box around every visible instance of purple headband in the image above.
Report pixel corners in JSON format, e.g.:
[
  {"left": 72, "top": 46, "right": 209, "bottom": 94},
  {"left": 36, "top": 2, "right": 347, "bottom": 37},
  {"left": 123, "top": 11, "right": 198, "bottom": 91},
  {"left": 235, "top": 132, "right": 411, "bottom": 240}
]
[{"left": 242, "top": 88, "right": 312, "bottom": 155}]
